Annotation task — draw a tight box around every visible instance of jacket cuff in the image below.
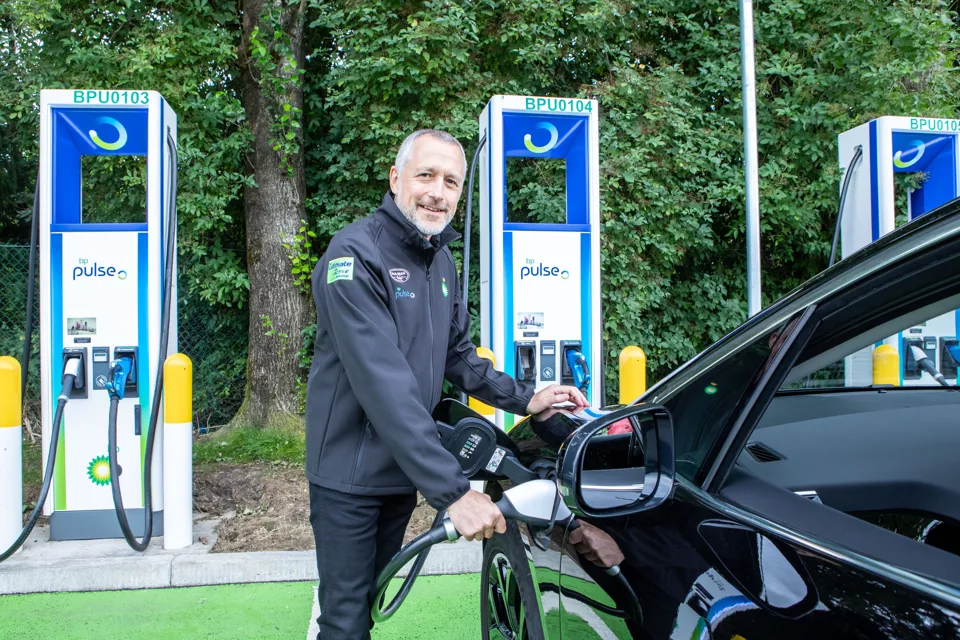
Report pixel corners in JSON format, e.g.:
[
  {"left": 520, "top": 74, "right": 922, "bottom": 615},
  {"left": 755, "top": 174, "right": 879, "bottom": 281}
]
[
  {"left": 430, "top": 477, "right": 471, "bottom": 512},
  {"left": 503, "top": 383, "right": 536, "bottom": 417}
]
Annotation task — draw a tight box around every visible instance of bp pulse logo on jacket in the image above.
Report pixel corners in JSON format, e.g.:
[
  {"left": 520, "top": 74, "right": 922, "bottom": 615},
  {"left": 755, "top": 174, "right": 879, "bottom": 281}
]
[
  {"left": 390, "top": 268, "right": 410, "bottom": 283},
  {"left": 520, "top": 257, "right": 569, "bottom": 280},
  {"left": 72, "top": 258, "right": 127, "bottom": 281},
  {"left": 395, "top": 286, "right": 416, "bottom": 300}
]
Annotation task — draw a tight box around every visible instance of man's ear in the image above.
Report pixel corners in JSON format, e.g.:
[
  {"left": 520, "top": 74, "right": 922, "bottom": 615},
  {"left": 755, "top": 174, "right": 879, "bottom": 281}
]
[{"left": 389, "top": 166, "right": 400, "bottom": 195}]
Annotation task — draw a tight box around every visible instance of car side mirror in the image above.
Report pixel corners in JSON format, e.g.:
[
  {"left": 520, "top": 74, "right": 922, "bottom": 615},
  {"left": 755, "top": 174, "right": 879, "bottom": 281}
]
[{"left": 558, "top": 404, "right": 675, "bottom": 518}]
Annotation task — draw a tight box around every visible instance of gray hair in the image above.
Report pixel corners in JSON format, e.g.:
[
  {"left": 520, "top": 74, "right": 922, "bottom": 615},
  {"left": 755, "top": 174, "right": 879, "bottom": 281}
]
[{"left": 395, "top": 129, "right": 467, "bottom": 178}]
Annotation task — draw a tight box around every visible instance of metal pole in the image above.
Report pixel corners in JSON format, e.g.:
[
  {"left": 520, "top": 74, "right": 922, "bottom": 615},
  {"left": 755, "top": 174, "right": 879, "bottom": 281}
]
[
  {"left": 740, "top": 0, "right": 762, "bottom": 316},
  {"left": 163, "top": 353, "right": 193, "bottom": 550}
]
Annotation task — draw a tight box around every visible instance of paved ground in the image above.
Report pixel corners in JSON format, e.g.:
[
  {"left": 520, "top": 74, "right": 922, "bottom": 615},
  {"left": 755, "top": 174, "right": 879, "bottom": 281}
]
[
  {"left": 0, "top": 516, "right": 481, "bottom": 595},
  {"left": 0, "top": 576, "right": 482, "bottom": 640}
]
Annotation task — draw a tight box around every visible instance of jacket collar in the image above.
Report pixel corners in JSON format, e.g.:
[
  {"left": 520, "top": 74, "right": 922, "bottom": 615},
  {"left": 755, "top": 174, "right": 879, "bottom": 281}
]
[{"left": 375, "top": 191, "right": 461, "bottom": 251}]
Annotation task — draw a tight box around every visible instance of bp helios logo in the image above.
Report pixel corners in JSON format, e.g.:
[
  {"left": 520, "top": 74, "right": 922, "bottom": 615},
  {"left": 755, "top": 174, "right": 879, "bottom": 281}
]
[
  {"left": 87, "top": 455, "right": 111, "bottom": 486},
  {"left": 524, "top": 122, "right": 559, "bottom": 154},
  {"left": 73, "top": 258, "right": 127, "bottom": 281},
  {"left": 520, "top": 257, "right": 569, "bottom": 280},
  {"left": 894, "top": 140, "right": 925, "bottom": 169},
  {"left": 89, "top": 116, "right": 128, "bottom": 151}
]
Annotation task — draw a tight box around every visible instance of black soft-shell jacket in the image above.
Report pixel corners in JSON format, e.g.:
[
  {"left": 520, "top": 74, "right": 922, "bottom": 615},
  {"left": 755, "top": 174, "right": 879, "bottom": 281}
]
[{"left": 306, "top": 193, "right": 534, "bottom": 510}]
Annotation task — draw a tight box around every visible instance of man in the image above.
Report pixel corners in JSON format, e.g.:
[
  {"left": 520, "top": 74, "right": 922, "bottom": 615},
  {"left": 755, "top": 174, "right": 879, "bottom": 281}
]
[{"left": 306, "top": 129, "right": 589, "bottom": 639}]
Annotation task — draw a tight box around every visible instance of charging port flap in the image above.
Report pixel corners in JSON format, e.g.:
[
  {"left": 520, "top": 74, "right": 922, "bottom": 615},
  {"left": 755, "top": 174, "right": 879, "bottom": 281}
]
[
  {"left": 940, "top": 337, "right": 959, "bottom": 380},
  {"left": 516, "top": 341, "right": 537, "bottom": 382}
]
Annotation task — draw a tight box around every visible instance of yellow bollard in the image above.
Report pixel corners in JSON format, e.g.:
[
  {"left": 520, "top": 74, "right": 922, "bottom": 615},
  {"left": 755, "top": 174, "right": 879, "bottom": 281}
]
[
  {"left": 469, "top": 347, "right": 497, "bottom": 416},
  {"left": 163, "top": 353, "right": 193, "bottom": 550},
  {"left": 873, "top": 344, "right": 900, "bottom": 386},
  {"left": 0, "top": 356, "right": 23, "bottom": 554},
  {"left": 619, "top": 346, "right": 647, "bottom": 404}
]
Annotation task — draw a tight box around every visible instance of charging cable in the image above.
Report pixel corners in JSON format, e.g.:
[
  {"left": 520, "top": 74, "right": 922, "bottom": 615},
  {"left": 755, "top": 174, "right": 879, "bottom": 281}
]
[{"left": 0, "top": 357, "right": 82, "bottom": 562}]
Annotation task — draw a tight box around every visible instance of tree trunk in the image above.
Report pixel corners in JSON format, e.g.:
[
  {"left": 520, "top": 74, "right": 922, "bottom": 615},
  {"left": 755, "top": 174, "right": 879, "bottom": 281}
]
[{"left": 236, "top": 0, "right": 311, "bottom": 429}]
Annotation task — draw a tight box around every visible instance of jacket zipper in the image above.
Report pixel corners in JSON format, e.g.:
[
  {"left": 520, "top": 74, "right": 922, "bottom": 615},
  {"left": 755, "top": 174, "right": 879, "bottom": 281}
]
[
  {"left": 426, "top": 260, "right": 436, "bottom": 406},
  {"left": 351, "top": 420, "right": 372, "bottom": 484}
]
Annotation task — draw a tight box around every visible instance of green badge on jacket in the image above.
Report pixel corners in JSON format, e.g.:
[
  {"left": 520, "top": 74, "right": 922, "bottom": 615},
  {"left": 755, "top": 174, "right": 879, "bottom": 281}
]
[
  {"left": 442, "top": 277, "right": 449, "bottom": 297},
  {"left": 327, "top": 257, "right": 354, "bottom": 283}
]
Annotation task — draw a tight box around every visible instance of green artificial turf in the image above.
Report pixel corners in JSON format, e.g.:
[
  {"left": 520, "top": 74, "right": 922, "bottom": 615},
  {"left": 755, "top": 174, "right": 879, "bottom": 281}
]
[{"left": 0, "top": 574, "right": 481, "bottom": 640}]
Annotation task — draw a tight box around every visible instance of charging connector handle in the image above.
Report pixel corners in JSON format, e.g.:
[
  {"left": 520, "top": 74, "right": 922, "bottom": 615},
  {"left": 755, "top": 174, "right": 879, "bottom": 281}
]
[
  {"left": 106, "top": 357, "right": 133, "bottom": 400},
  {"left": 910, "top": 345, "right": 951, "bottom": 387},
  {"left": 59, "top": 356, "right": 82, "bottom": 400}
]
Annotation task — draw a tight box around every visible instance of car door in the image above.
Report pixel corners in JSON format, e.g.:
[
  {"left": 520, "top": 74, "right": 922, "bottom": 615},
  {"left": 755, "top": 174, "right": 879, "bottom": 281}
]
[
  {"left": 557, "top": 203, "right": 960, "bottom": 638},
  {"left": 557, "top": 314, "right": 825, "bottom": 639}
]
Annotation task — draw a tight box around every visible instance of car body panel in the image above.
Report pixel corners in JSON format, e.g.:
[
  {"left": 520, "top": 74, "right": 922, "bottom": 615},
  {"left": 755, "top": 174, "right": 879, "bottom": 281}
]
[{"left": 484, "top": 199, "right": 960, "bottom": 638}]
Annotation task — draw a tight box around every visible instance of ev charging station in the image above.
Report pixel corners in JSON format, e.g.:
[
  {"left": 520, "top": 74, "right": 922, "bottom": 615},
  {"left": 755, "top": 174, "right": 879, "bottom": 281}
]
[
  {"left": 38, "top": 89, "right": 178, "bottom": 540},
  {"left": 838, "top": 116, "right": 960, "bottom": 386},
  {"left": 478, "top": 95, "right": 602, "bottom": 430}
]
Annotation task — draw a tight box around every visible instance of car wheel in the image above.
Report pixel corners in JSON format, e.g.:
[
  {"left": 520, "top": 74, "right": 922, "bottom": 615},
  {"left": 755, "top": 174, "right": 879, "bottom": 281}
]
[{"left": 481, "top": 522, "right": 546, "bottom": 640}]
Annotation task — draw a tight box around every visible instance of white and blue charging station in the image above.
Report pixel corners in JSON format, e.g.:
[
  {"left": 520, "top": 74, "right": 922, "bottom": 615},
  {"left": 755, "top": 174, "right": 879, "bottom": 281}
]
[
  {"left": 478, "top": 95, "right": 602, "bottom": 430},
  {"left": 38, "top": 89, "right": 178, "bottom": 540},
  {"left": 838, "top": 116, "right": 960, "bottom": 386}
]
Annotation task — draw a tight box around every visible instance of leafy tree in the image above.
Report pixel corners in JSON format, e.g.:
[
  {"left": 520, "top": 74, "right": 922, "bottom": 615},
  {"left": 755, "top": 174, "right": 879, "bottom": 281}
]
[
  {"left": 1, "top": 0, "right": 958, "bottom": 417},
  {"left": 303, "top": 0, "right": 959, "bottom": 399},
  {"left": 234, "top": 0, "right": 316, "bottom": 428},
  {"left": 0, "top": 0, "right": 250, "bottom": 421}
]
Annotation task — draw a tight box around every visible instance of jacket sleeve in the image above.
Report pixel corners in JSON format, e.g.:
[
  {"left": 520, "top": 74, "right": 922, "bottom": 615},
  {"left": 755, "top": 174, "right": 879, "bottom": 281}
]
[
  {"left": 317, "top": 236, "right": 470, "bottom": 510},
  {"left": 443, "top": 270, "right": 535, "bottom": 415}
]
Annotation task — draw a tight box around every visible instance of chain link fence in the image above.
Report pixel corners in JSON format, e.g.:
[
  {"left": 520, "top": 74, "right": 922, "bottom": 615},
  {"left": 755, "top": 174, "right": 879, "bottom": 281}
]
[{"left": 0, "top": 243, "right": 247, "bottom": 434}]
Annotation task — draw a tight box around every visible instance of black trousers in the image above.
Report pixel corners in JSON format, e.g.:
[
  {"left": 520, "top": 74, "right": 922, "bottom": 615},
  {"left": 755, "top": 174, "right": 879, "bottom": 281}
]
[{"left": 309, "top": 482, "right": 418, "bottom": 640}]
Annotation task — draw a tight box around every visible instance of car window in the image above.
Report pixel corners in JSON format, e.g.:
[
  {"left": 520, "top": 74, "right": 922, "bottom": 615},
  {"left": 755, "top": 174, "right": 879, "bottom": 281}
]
[
  {"left": 781, "top": 292, "right": 960, "bottom": 391},
  {"left": 663, "top": 317, "right": 798, "bottom": 483},
  {"left": 744, "top": 284, "right": 960, "bottom": 556}
]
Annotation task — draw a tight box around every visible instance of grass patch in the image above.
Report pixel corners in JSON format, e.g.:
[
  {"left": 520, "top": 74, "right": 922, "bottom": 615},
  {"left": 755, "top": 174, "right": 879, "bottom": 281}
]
[
  {"left": 22, "top": 436, "right": 42, "bottom": 492},
  {"left": 194, "top": 425, "right": 306, "bottom": 465},
  {"left": 21, "top": 435, "right": 43, "bottom": 517}
]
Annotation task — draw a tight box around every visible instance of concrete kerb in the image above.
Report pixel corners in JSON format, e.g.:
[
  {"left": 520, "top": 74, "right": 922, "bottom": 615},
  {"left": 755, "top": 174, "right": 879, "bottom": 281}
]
[{"left": 0, "top": 517, "right": 482, "bottom": 595}]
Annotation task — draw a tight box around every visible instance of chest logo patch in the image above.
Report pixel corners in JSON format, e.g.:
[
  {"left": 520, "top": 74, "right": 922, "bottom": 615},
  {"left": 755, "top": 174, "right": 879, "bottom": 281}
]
[
  {"left": 442, "top": 277, "right": 449, "bottom": 297},
  {"left": 390, "top": 268, "right": 410, "bottom": 283},
  {"left": 395, "top": 286, "right": 416, "bottom": 300},
  {"left": 327, "top": 257, "right": 354, "bottom": 283}
]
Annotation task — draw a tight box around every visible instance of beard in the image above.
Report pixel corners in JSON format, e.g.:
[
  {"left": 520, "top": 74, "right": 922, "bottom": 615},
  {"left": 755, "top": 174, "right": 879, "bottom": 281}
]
[{"left": 396, "top": 189, "right": 455, "bottom": 237}]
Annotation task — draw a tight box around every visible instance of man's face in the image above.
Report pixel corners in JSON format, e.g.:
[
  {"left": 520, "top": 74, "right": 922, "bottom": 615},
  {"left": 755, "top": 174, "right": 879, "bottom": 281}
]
[{"left": 390, "top": 136, "right": 464, "bottom": 238}]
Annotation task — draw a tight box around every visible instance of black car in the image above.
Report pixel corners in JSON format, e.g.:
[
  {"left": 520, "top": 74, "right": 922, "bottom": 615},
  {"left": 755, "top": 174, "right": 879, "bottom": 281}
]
[{"left": 479, "top": 199, "right": 960, "bottom": 639}]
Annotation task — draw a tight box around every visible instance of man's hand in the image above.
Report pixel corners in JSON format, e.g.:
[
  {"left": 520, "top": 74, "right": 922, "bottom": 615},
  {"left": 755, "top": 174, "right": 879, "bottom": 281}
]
[
  {"left": 568, "top": 521, "right": 624, "bottom": 569},
  {"left": 446, "top": 490, "right": 507, "bottom": 541},
  {"left": 527, "top": 384, "right": 589, "bottom": 419}
]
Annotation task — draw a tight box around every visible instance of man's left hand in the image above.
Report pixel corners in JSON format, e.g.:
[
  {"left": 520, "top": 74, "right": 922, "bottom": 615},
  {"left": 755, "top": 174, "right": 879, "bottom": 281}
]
[{"left": 526, "top": 384, "right": 589, "bottom": 417}]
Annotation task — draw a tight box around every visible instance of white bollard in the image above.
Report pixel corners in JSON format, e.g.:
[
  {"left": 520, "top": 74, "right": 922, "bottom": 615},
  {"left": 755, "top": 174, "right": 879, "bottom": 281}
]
[
  {"left": 0, "top": 356, "right": 23, "bottom": 554},
  {"left": 162, "top": 354, "right": 193, "bottom": 550}
]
